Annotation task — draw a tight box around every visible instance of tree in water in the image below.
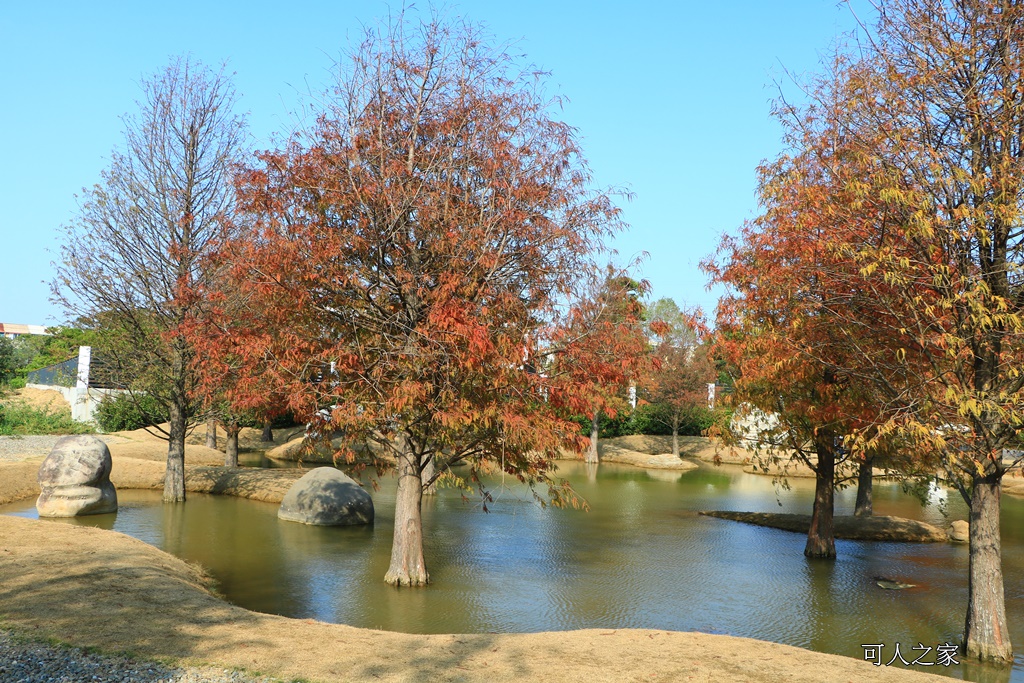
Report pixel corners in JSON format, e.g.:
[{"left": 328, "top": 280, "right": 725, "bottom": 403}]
[
  {"left": 191, "top": 11, "right": 641, "bottom": 586},
  {"left": 825, "top": 0, "right": 1024, "bottom": 662},
  {"left": 703, "top": 52, "right": 901, "bottom": 559},
  {"left": 706, "top": 168, "right": 859, "bottom": 558},
  {"left": 567, "top": 267, "right": 657, "bottom": 464},
  {"left": 710, "top": 0, "right": 1024, "bottom": 661},
  {"left": 853, "top": 453, "right": 874, "bottom": 517}
]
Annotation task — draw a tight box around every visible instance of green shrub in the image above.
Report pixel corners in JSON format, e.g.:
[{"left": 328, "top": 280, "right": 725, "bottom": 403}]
[
  {"left": 96, "top": 392, "right": 167, "bottom": 432},
  {"left": 578, "top": 402, "right": 728, "bottom": 438},
  {"left": 0, "top": 402, "right": 94, "bottom": 435},
  {"left": 618, "top": 403, "right": 673, "bottom": 436},
  {"left": 235, "top": 411, "right": 297, "bottom": 429},
  {"left": 0, "top": 337, "right": 16, "bottom": 386}
]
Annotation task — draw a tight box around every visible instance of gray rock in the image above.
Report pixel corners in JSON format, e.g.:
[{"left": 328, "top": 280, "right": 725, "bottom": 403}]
[
  {"left": 874, "top": 576, "right": 916, "bottom": 590},
  {"left": 0, "top": 628, "right": 280, "bottom": 682},
  {"left": 949, "top": 519, "right": 969, "bottom": 543},
  {"left": 36, "top": 435, "right": 117, "bottom": 517},
  {"left": 278, "top": 467, "right": 373, "bottom": 526}
]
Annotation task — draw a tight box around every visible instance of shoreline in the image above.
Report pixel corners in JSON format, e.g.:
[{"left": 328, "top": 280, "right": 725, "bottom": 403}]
[
  {"left": 0, "top": 512, "right": 946, "bottom": 683},
  {"left": 0, "top": 435, "right": 956, "bottom": 682}
]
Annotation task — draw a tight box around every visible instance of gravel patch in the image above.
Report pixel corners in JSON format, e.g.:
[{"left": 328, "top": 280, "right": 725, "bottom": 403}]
[
  {"left": 0, "top": 631, "right": 282, "bottom": 683},
  {"left": 0, "top": 435, "right": 129, "bottom": 462}
]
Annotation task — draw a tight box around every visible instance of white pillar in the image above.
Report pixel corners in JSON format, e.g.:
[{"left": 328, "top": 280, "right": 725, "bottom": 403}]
[{"left": 76, "top": 346, "right": 91, "bottom": 389}]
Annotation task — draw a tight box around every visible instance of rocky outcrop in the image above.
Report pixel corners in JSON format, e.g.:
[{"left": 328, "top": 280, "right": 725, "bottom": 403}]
[
  {"left": 277, "top": 467, "right": 373, "bottom": 526},
  {"left": 948, "top": 519, "right": 969, "bottom": 543},
  {"left": 36, "top": 435, "right": 117, "bottom": 517}
]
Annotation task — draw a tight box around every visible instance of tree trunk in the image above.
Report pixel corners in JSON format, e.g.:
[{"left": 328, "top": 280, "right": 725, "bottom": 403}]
[
  {"left": 164, "top": 398, "right": 187, "bottom": 503},
  {"left": 963, "top": 474, "right": 1012, "bottom": 663},
  {"left": 586, "top": 410, "right": 600, "bottom": 464},
  {"left": 854, "top": 456, "right": 873, "bottom": 517},
  {"left": 205, "top": 417, "right": 217, "bottom": 449},
  {"left": 672, "top": 414, "right": 680, "bottom": 457},
  {"left": 225, "top": 419, "right": 239, "bottom": 468},
  {"left": 261, "top": 419, "right": 274, "bottom": 442},
  {"left": 422, "top": 453, "right": 437, "bottom": 495},
  {"left": 384, "top": 434, "right": 429, "bottom": 586},
  {"left": 805, "top": 436, "right": 836, "bottom": 559}
]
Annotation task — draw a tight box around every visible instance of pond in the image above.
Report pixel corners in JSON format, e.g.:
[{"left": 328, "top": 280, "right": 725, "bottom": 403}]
[{"left": 5, "top": 460, "right": 1024, "bottom": 681}]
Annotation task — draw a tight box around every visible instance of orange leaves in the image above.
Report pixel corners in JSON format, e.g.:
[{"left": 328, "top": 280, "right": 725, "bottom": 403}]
[
  {"left": 702, "top": 83, "right": 902, "bottom": 449},
  {"left": 704, "top": 0, "right": 1024, "bottom": 480},
  {"left": 546, "top": 265, "right": 657, "bottom": 421},
  {"left": 182, "top": 13, "right": 637, "bottom": 492}
]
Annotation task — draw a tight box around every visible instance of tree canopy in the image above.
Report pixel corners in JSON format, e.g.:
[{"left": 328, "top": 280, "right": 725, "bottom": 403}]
[
  {"left": 706, "top": 0, "right": 1024, "bottom": 663},
  {"left": 189, "top": 13, "right": 647, "bottom": 586}
]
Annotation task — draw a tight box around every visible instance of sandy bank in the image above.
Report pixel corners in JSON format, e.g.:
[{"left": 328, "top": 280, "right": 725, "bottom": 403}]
[
  {"left": 265, "top": 433, "right": 735, "bottom": 471},
  {"left": 0, "top": 451, "right": 306, "bottom": 507},
  {"left": 595, "top": 444, "right": 698, "bottom": 471},
  {"left": 594, "top": 434, "right": 756, "bottom": 466}
]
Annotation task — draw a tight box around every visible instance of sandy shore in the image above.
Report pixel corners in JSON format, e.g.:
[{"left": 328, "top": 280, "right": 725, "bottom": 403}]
[{"left": 0, "top": 433, "right": 952, "bottom": 682}]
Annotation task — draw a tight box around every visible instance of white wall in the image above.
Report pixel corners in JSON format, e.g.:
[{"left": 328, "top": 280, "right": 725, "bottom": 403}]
[{"left": 729, "top": 403, "right": 783, "bottom": 447}]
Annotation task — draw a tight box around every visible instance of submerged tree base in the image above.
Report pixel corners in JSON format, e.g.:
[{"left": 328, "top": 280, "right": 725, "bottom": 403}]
[{"left": 384, "top": 572, "right": 430, "bottom": 588}]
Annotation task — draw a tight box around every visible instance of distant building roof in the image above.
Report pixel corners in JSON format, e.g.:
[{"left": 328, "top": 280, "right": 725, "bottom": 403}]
[{"left": 0, "top": 323, "right": 50, "bottom": 337}]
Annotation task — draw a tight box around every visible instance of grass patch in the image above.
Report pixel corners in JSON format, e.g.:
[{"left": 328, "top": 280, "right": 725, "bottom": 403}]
[{"left": 0, "top": 401, "right": 95, "bottom": 436}]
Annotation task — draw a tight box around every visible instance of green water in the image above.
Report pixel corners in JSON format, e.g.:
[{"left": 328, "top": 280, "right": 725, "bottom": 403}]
[{"left": 6, "top": 461, "right": 1023, "bottom": 681}]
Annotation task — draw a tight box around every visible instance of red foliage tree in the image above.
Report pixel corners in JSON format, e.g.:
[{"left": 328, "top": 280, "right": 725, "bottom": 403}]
[
  {"left": 189, "top": 13, "right": 645, "bottom": 586},
  {"left": 557, "top": 267, "right": 660, "bottom": 463},
  {"left": 646, "top": 298, "right": 715, "bottom": 456},
  {"left": 709, "top": 0, "right": 1024, "bottom": 660},
  {"left": 702, "top": 57, "right": 901, "bottom": 559}
]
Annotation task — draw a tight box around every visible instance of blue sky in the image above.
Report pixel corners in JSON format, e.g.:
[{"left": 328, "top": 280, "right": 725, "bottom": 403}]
[{"left": 0, "top": 1, "right": 870, "bottom": 327}]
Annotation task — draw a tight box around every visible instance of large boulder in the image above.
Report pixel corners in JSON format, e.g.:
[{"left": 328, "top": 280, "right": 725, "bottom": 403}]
[
  {"left": 949, "top": 519, "right": 969, "bottom": 543},
  {"left": 278, "top": 467, "right": 373, "bottom": 526},
  {"left": 36, "top": 435, "right": 117, "bottom": 517}
]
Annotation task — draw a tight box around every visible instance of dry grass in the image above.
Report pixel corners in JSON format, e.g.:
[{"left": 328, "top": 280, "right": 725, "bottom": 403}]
[{"left": 8, "top": 387, "right": 72, "bottom": 412}]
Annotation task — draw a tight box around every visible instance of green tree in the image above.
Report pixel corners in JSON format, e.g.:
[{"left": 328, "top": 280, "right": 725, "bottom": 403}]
[{"left": 0, "top": 337, "right": 16, "bottom": 386}]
